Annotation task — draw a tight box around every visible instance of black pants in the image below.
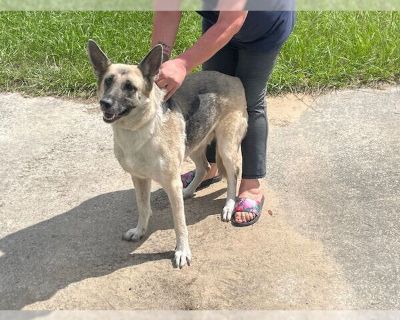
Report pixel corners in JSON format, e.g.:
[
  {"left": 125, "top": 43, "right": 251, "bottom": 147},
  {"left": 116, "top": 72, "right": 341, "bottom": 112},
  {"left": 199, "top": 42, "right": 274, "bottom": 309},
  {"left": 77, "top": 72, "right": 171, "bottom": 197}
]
[{"left": 203, "top": 44, "right": 281, "bottom": 179}]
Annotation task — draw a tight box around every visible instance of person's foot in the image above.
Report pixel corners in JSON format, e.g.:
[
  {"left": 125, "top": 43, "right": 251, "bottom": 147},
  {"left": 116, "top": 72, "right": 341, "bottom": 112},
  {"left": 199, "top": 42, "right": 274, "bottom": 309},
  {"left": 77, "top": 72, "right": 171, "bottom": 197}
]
[
  {"left": 203, "top": 163, "right": 218, "bottom": 181},
  {"left": 181, "top": 163, "right": 220, "bottom": 189},
  {"left": 234, "top": 179, "right": 264, "bottom": 224}
]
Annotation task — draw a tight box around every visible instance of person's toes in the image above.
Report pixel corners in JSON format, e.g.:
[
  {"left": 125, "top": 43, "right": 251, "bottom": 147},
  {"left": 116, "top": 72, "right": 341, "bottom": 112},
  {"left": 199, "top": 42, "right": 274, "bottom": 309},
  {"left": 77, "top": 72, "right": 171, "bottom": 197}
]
[
  {"left": 235, "top": 212, "right": 242, "bottom": 223},
  {"left": 235, "top": 212, "right": 256, "bottom": 223}
]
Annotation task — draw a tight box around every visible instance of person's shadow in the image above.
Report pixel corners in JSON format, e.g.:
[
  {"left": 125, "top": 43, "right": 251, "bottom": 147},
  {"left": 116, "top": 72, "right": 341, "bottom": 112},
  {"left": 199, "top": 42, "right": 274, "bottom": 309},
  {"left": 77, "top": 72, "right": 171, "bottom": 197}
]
[{"left": 0, "top": 187, "right": 226, "bottom": 309}]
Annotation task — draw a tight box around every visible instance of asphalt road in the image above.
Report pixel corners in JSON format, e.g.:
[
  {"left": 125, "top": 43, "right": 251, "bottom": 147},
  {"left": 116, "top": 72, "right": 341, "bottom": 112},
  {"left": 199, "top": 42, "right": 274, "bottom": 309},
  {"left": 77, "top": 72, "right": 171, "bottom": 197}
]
[{"left": 0, "top": 87, "right": 399, "bottom": 309}]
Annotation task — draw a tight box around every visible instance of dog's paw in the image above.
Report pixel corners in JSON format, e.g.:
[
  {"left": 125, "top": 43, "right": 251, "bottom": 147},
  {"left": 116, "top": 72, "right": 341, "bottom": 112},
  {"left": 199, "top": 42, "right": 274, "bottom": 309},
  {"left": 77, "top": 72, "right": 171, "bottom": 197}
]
[
  {"left": 174, "top": 247, "right": 192, "bottom": 269},
  {"left": 222, "top": 199, "right": 235, "bottom": 222},
  {"left": 122, "top": 227, "right": 145, "bottom": 242}
]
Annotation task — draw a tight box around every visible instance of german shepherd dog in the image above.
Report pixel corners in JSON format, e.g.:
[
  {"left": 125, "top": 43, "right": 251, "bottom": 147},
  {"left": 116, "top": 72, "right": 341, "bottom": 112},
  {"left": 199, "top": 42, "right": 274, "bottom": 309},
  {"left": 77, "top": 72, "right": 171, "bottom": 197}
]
[{"left": 87, "top": 40, "right": 248, "bottom": 268}]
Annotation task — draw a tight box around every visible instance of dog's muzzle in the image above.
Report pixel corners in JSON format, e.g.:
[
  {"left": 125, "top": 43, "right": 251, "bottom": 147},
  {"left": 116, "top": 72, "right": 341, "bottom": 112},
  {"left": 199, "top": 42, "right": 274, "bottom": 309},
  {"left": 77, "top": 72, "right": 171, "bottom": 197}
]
[{"left": 100, "top": 98, "right": 132, "bottom": 123}]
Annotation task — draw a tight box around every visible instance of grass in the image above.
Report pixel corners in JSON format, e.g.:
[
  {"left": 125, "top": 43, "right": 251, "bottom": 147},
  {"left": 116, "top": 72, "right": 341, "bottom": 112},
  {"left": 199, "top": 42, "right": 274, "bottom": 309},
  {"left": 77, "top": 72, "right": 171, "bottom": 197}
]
[{"left": 0, "top": 11, "right": 399, "bottom": 98}]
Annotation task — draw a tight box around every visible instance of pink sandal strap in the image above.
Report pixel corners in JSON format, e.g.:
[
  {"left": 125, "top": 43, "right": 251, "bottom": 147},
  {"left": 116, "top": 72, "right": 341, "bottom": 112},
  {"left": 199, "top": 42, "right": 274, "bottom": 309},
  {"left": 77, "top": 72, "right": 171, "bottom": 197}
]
[
  {"left": 234, "top": 197, "right": 264, "bottom": 216},
  {"left": 181, "top": 170, "right": 195, "bottom": 188}
]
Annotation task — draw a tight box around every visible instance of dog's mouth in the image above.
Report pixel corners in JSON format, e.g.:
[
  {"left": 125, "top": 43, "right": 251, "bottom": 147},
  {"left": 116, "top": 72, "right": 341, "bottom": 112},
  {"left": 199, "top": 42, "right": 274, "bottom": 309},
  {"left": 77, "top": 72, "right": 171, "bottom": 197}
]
[{"left": 102, "top": 108, "right": 131, "bottom": 123}]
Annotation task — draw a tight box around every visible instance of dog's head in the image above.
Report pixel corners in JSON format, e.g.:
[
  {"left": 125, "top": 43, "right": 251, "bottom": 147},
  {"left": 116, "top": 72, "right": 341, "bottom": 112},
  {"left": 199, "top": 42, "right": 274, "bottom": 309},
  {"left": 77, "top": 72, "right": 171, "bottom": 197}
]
[{"left": 87, "top": 40, "right": 163, "bottom": 125}]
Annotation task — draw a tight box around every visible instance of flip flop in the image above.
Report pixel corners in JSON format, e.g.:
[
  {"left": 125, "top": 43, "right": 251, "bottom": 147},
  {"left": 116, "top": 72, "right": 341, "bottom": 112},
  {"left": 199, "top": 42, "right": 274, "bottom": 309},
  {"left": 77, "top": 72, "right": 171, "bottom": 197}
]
[
  {"left": 181, "top": 170, "right": 222, "bottom": 191},
  {"left": 231, "top": 196, "right": 265, "bottom": 227}
]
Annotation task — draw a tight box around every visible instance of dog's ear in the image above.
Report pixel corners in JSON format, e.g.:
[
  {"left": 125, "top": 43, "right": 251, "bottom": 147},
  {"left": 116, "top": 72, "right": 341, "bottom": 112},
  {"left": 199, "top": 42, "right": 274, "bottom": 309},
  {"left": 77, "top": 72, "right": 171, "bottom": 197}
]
[
  {"left": 87, "top": 39, "right": 111, "bottom": 79},
  {"left": 138, "top": 45, "right": 163, "bottom": 80}
]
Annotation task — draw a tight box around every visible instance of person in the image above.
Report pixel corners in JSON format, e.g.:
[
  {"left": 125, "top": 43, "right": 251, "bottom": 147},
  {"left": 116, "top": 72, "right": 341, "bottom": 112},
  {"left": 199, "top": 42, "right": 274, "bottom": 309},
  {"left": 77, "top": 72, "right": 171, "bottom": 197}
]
[{"left": 152, "top": 2, "right": 295, "bottom": 226}]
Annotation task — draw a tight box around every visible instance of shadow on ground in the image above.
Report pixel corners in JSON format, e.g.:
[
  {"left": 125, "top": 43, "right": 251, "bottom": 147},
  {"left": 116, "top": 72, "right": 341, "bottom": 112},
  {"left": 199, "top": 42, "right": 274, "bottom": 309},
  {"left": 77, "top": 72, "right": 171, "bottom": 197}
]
[{"left": 0, "top": 187, "right": 226, "bottom": 309}]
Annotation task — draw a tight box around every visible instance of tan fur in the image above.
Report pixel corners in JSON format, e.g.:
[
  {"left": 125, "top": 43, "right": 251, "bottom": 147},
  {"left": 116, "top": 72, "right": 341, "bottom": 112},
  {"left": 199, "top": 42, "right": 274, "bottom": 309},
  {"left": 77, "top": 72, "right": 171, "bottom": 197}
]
[{"left": 88, "top": 41, "right": 248, "bottom": 268}]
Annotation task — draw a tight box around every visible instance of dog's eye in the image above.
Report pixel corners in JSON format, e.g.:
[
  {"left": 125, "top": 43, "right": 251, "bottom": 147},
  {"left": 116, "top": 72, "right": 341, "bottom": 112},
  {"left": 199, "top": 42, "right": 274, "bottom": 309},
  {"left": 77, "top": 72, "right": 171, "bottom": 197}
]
[
  {"left": 104, "top": 76, "right": 114, "bottom": 87},
  {"left": 124, "top": 81, "right": 136, "bottom": 92}
]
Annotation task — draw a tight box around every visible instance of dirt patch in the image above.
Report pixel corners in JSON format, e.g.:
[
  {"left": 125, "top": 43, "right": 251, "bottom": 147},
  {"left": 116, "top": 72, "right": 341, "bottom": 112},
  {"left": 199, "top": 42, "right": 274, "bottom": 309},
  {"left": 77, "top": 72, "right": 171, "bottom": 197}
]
[
  {"left": 268, "top": 94, "right": 315, "bottom": 127},
  {"left": 25, "top": 184, "right": 354, "bottom": 310}
]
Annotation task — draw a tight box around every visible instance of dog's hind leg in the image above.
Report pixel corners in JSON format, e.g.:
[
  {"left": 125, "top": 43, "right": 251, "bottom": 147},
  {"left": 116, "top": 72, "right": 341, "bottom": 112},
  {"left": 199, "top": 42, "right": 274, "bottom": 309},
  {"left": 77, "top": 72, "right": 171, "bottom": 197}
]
[
  {"left": 217, "top": 143, "right": 240, "bottom": 222},
  {"left": 123, "top": 176, "right": 152, "bottom": 241},
  {"left": 183, "top": 148, "right": 209, "bottom": 199},
  {"left": 216, "top": 114, "right": 247, "bottom": 222},
  {"left": 163, "top": 176, "right": 192, "bottom": 268}
]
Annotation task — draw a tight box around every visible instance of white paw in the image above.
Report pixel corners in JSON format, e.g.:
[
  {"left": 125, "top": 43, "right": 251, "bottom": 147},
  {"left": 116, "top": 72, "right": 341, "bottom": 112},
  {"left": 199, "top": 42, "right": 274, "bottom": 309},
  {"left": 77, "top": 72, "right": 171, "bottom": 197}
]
[
  {"left": 122, "top": 227, "right": 146, "bottom": 242},
  {"left": 222, "top": 199, "right": 235, "bottom": 222},
  {"left": 174, "top": 247, "right": 192, "bottom": 268}
]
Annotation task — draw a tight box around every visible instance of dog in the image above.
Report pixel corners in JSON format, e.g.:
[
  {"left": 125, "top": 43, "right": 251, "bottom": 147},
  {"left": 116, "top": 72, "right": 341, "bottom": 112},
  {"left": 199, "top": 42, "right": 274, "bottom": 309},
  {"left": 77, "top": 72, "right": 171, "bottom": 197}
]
[{"left": 87, "top": 40, "right": 248, "bottom": 268}]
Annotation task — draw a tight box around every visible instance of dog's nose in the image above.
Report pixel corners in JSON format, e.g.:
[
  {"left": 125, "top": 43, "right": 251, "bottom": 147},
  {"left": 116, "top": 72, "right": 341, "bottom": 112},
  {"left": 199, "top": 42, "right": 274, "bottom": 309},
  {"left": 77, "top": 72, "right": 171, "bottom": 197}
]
[{"left": 100, "top": 98, "right": 113, "bottom": 110}]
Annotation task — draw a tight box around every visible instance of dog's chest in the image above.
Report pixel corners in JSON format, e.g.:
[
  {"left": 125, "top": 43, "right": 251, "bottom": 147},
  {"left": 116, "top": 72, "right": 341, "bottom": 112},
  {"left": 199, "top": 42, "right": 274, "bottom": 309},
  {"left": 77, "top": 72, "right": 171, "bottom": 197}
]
[{"left": 113, "top": 128, "right": 162, "bottom": 179}]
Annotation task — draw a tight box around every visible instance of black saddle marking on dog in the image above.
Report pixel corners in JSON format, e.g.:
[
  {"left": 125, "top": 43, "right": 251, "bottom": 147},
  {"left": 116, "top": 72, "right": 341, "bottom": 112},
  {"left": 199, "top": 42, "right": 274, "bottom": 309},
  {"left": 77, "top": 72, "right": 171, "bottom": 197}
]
[{"left": 184, "top": 94, "right": 218, "bottom": 149}]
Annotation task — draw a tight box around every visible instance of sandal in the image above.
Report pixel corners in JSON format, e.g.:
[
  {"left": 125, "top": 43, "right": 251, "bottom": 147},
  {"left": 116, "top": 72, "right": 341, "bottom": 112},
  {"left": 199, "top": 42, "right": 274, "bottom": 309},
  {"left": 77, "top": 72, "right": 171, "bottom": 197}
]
[
  {"left": 181, "top": 170, "right": 222, "bottom": 191},
  {"left": 231, "top": 196, "right": 265, "bottom": 227}
]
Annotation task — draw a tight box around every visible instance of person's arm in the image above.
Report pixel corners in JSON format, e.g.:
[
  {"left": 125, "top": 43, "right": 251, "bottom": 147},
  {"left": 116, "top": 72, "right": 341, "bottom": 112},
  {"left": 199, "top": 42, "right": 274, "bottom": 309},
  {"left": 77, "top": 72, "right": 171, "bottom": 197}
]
[
  {"left": 151, "top": 11, "right": 182, "bottom": 61},
  {"left": 177, "top": 11, "right": 247, "bottom": 72},
  {"left": 156, "top": 9, "right": 248, "bottom": 100}
]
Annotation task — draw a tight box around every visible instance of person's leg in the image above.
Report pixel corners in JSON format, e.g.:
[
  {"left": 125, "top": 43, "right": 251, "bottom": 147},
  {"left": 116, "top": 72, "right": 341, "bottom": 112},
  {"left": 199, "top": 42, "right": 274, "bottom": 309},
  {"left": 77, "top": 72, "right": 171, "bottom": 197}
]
[{"left": 233, "top": 47, "right": 282, "bottom": 224}]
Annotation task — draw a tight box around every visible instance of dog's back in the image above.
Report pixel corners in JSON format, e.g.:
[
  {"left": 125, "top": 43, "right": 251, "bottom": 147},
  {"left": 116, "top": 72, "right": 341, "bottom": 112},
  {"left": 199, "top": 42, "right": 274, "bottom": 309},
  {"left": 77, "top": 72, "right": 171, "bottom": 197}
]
[{"left": 167, "top": 71, "right": 247, "bottom": 153}]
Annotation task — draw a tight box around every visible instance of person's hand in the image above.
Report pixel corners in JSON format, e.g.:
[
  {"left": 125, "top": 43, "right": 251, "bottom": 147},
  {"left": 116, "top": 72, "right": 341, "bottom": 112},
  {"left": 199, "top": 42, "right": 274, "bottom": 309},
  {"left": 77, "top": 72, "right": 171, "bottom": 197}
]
[{"left": 155, "top": 58, "right": 187, "bottom": 101}]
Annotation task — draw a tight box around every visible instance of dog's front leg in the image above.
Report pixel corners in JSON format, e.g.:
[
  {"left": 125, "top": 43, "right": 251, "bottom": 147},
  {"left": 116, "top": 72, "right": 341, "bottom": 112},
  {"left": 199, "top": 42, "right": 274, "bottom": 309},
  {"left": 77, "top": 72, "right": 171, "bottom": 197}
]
[
  {"left": 163, "top": 176, "right": 192, "bottom": 268},
  {"left": 123, "top": 176, "right": 152, "bottom": 241}
]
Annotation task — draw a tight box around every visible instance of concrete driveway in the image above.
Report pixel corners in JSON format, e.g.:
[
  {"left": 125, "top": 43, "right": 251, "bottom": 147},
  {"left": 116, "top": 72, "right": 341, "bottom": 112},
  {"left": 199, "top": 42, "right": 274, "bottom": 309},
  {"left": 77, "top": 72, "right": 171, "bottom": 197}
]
[{"left": 0, "top": 86, "right": 399, "bottom": 309}]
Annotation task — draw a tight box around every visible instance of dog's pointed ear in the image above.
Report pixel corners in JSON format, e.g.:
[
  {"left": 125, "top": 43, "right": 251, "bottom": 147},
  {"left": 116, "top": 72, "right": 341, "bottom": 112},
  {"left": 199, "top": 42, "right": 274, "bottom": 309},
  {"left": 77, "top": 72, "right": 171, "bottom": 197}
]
[
  {"left": 87, "top": 39, "right": 111, "bottom": 78},
  {"left": 138, "top": 45, "right": 163, "bottom": 80}
]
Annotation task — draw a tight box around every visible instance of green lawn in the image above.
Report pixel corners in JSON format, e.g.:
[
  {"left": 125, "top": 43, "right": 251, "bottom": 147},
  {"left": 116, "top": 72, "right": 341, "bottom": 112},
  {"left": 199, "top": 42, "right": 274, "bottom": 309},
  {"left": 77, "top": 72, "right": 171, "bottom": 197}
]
[{"left": 0, "top": 11, "right": 399, "bottom": 97}]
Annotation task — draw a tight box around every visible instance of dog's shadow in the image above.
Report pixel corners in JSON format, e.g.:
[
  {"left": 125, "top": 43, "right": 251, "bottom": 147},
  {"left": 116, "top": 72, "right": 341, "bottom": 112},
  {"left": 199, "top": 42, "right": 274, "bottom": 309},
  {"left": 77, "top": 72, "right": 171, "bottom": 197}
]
[{"left": 0, "top": 187, "right": 226, "bottom": 309}]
